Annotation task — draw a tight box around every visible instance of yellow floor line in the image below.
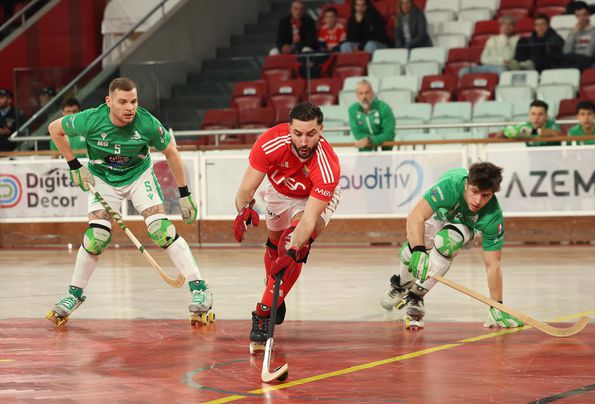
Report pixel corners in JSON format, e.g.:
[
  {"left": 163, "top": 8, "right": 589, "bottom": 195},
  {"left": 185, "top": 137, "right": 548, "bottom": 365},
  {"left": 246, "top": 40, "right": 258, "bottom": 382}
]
[
  {"left": 0, "top": 359, "right": 14, "bottom": 363},
  {"left": 202, "top": 310, "right": 592, "bottom": 404}
]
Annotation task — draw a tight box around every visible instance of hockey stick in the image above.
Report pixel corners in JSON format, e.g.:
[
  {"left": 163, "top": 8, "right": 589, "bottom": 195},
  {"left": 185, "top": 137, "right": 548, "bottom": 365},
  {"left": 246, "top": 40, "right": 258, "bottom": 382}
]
[
  {"left": 261, "top": 270, "right": 289, "bottom": 382},
  {"left": 88, "top": 183, "right": 185, "bottom": 288},
  {"left": 432, "top": 274, "right": 589, "bottom": 337}
]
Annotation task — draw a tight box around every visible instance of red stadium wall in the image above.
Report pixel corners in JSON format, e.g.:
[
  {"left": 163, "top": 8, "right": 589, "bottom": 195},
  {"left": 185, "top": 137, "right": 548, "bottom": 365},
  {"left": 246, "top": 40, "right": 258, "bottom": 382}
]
[{"left": 0, "top": 0, "right": 106, "bottom": 92}]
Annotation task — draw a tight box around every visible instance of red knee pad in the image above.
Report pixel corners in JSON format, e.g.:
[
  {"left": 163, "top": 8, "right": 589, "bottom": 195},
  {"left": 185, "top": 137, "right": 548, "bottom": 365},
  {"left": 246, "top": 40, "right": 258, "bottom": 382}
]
[
  {"left": 264, "top": 238, "right": 279, "bottom": 277},
  {"left": 258, "top": 263, "right": 303, "bottom": 314}
]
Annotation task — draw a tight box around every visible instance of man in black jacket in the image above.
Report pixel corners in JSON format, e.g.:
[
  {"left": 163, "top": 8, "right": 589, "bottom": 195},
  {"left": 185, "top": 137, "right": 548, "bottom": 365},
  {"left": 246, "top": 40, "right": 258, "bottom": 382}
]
[
  {"left": 512, "top": 14, "right": 564, "bottom": 72},
  {"left": 0, "top": 89, "right": 25, "bottom": 152},
  {"left": 271, "top": 0, "right": 317, "bottom": 55}
]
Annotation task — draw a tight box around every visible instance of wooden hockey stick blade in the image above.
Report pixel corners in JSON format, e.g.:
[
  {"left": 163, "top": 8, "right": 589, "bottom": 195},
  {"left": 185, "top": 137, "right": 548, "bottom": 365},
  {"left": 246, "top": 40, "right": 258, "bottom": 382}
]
[
  {"left": 432, "top": 274, "right": 589, "bottom": 338},
  {"left": 88, "top": 184, "right": 184, "bottom": 288},
  {"left": 261, "top": 337, "right": 289, "bottom": 382}
]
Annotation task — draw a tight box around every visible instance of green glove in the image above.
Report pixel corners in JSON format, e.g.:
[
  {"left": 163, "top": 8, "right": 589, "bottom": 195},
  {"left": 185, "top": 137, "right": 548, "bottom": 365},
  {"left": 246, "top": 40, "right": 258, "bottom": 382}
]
[
  {"left": 178, "top": 186, "right": 197, "bottom": 224},
  {"left": 408, "top": 246, "right": 429, "bottom": 283},
  {"left": 67, "top": 159, "right": 94, "bottom": 192},
  {"left": 484, "top": 307, "right": 524, "bottom": 328}
]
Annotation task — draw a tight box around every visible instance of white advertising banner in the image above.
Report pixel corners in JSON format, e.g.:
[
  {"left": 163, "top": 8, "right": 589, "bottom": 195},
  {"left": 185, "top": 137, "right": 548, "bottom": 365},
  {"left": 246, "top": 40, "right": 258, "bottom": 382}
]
[
  {"left": 202, "top": 150, "right": 465, "bottom": 218},
  {"left": 486, "top": 147, "right": 595, "bottom": 215},
  {"left": 0, "top": 153, "right": 199, "bottom": 222}
]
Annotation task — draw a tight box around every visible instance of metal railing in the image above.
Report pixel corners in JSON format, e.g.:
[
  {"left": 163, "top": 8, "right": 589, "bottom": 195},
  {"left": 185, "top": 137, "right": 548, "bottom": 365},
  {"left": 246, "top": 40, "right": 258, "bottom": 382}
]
[
  {"left": 9, "top": 0, "right": 173, "bottom": 142},
  {"left": 0, "top": 0, "right": 48, "bottom": 39}
]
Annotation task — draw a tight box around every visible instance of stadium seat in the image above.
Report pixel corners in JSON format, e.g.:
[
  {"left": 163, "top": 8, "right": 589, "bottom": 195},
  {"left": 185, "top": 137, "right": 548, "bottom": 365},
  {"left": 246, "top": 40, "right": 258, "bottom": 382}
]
[
  {"left": 460, "top": 0, "right": 498, "bottom": 12},
  {"left": 405, "top": 61, "right": 442, "bottom": 77},
  {"left": 267, "top": 79, "right": 305, "bottom": 111},
  {"left": 307, "top": 78, "right": 341, "bottom": 106},
  {"left": 437, "top": 21, "right": 474, "bottom": 40},
  {"left": 429, "top": 101, "right": 473, "bottom": 138},
  {"left": 368, "top": 48, "right": 408, "bottom": 77},
  {"left": 496, "top": 0, "right": 533, "bottom": 19},
  {"left": 380, "top": 90, "right": 415, "bottom": 105},
  {"left": 499, "top": 70, "right": 539, "bottom": 88},
  {"left": 515, "top": 18, "right": 535, "bottom": 37},
  {"left": 551, "top": 14, "right": 576, "bottom": 31},
  {"left": 416, "top": 74, "right": 457, "bottom": 104},
  {"left": 319, "top": 105, "right": 349, "bottom": 129},
  {"left": 557, "top": 98, "right": 581, "bottom": 133},
  {"left": 434, "top": 34, "right": 468, "bottom": 50},
  {"left": 456, "top": 72, "right": 499, "bottom": 103},
  {"left": 425, "top": 0, "right": 460, "bottom": 12},
  {"left": 580, "top": 68, "right": 595, "bottom": 95},
  {"left": 472, "top": 101, "right": 513, "bottom": 138},
  {"left": 540, "top": 68, "right": 580, "bottom": 91},
  {"left": 458, "top": 9, "right": 493, "bottom": 25},
  {"left": 380, "top": 75, "right": 421, "bottom": 94},
  {"left": 237, "top": 107, "right": 275, "bottom": 144},
  {"left": 393, "top": 103, "right": 433, "bottom": 140},
  {"left": 512, "top": 101, "right": 530, "bottom": 121},
  {"left": 231, "top": 81, "right": 267, "bottom": 112},
  {"left": 409, "top": 47, "right": 448, "bottom": 65},
  {"left": 496, "top": 86, "right": 535, "bottom": 103},
  {"left": 274, "top": 106, "right": 292, "bottom": 125},
  {"left": 368, "top": 64, "right": 402, "bottom": 79},
  {"left": 445, "top": 47, "right": 483, "bottom": 76},
  {"left": 201, "top": 109, "right": 238, "bottom": 129},
  {"left": 471, "top": 20, "right": 499, "bottom": 45},
  {"left": 332, "top": 51, "right": 371, "bottom": 80},
  {"left": 535, "top": 0, "right": 570, "bottom": 18},
  {"left": 425, "top": 10, "right": 457, "bottom": 25},
  {"left": 261, "top": 55, "right": 299, "bottom": 84},
  {"left": 537, "top": 85, "right": 576, "bottom": 106}
]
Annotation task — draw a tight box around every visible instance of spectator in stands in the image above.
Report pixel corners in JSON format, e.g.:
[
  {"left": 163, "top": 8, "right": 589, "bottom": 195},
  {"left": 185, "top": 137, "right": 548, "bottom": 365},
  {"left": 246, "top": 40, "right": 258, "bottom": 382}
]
[
  {"left": 567, "top": 100, "right": 595, "bottom": 145},
  {"left": 511, "top": 14, "right": 564, "bottom": 72},
  {"left": 270, "top": 0, "right": 317, "bottom": 55},
  {"left": 318, "top": 7, "right": 346, "bottom": 52},
  {"left": 393, "top": 0, "right": 432, "bottom": 50},
  {"left": 458, "top": 15, "right": 519, "bottom": 77},
  {"left": 348, "top": 79, "right": 396, "bottom": 151},
  {"left": 38, "top": 87, "right": 57, "bottom": 108},
  {"left": 50, "top": 98, "right": 86, "bottom": 156},
  {"left": 341, "top": 0, "right": 388, "bottom": 53},
  {"left": 0, "top": 88, "right": 25, "bottom": 152},
  {"left": 562, "top": 2, "right": 595, "bottom": 70},
  {"left": 496, "top": 100, "right": 562, "bottom": 146}
]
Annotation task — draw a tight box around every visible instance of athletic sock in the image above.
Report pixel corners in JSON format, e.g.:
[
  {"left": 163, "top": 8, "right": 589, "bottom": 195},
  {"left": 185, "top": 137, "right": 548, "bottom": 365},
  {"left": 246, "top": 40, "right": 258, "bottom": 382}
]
[{"left": 70, "top": 246, "right": 99, "bottom": 289}]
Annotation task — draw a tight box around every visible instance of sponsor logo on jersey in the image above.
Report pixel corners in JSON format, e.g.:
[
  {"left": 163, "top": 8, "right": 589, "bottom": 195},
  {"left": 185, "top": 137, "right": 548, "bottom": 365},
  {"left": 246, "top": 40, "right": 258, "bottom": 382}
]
[
  {"left": 497, "top": 223, "right": 503, "bottom": 235},
  {"left": 314, "top": 187, "right": 332, "bottom": 198},
  {"left": 431, "top": 186, "right": 444, "bottom": 202},
  {"left": 131, "top": 131, "right": 141, "bottom": 140},
  {"left": 302, "top": 166, "right": 310, "bottom": 177},
  {"left": 280, "top": 161, "right": 289, "bottom": 168},
  {"left": 270, "top": 169, "right": 307, "bottom": 191},
  {"left": 105, "top": 155, "right": 131, "bottom": 167},
  {"left": 100, "top": 132, "right": 107, "bottom": 140},
  {"left": 97, "top": 141, "right": 109, "bottom": 147},
  {"left": 0, "top": 173, "right": 23, "bottom": 208}
]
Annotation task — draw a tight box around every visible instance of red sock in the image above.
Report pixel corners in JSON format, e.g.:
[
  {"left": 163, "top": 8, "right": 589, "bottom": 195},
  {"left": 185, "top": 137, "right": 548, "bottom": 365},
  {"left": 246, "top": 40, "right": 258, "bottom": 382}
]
[
  {"left": 256, "top": 263, "right": 302, "bottom": 317},
  {"left": 264, "top": 238, "right": 279, "bottom": 278}
]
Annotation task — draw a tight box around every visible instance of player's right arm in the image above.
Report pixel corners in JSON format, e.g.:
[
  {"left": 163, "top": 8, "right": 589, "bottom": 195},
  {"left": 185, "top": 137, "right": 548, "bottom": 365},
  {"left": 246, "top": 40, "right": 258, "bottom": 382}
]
[
  {"left": 235, "top": 165, "right": 266, "bottom": 212},
  {"left": 48, "top": 117, "right": 75, "bottom": 161}
]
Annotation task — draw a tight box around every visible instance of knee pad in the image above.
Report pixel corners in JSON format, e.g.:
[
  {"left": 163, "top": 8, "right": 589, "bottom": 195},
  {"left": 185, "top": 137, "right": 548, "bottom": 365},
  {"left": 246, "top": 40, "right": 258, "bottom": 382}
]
[
  {"left": 83, "top": 221, "right": 112, "bottom": 255},
  {"left": 414, "top": 247, "right": 454, "bottom": 294},
  {"left": 433, "top": 225, "right": 465, "bottom": 258},
  {"left": 147, "top": 218, "right": 177, "bottom": 248}
]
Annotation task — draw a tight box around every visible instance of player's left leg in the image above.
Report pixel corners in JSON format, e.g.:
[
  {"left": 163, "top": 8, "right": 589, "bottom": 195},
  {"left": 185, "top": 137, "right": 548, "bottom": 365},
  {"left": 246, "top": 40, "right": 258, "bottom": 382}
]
[{"left": 132, "top": 169, "right": 213, "bottom": 323}]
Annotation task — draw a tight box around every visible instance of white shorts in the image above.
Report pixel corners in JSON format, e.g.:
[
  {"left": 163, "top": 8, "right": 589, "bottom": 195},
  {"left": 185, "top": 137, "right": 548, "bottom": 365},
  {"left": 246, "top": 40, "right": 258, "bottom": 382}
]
[
  {"left": 88, "top": 169, "right": 164, "bottom": 214},
  {"left": 263, "top": 184, "right": 342, "bottom": 232},
  {"left": 423, "top": 217, "right": 474, "bottom": 253}
]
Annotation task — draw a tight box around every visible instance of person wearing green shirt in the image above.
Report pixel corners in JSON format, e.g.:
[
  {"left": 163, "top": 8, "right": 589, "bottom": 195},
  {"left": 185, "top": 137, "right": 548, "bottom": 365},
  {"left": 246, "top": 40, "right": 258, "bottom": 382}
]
[
  {"left": 380, "top": 162, "right": 524, "bottom": 330},
  {"left": 567, "top": 100, "right": 595, "bottom": 145},
  {"left": 50, "top": 98, "right": 86, "bottom": 157},
  {"left": 348, "top": 79, "right": 396, "bottom": 151},
  {"left": 497, "top": 99, "right": 562, "bottom": 146},
  {"left": 46, "top": 77, "right": 214, "bottom": 327}
]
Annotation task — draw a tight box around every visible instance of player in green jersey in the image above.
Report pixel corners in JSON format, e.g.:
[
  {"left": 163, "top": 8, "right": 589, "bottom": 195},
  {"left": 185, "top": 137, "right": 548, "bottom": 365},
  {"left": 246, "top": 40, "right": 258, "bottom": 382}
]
[
  {"left": 380, "top": 162, "right": 524, "bottom": 330},
  {"left": 497, "top": 100, "right": 562, "bottom": 147},
  {"left": 50, "top": 98, "right": 86, "bottom": 157},
  {"left": 46, "top": 77, "right": 213, "bottom": 326},
  {"left": 567, "top": 100, "right": 595, "bottom": 145}
]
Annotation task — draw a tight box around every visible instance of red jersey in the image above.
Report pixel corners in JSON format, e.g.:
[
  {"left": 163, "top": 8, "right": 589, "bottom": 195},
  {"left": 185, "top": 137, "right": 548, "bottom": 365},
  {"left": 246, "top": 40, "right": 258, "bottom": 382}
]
[
  {"left": 249, "top": 123, "right": 341, "bottom": 202},
  {"left": 318, "top": 23, "right": 346, "bottom": 50}
]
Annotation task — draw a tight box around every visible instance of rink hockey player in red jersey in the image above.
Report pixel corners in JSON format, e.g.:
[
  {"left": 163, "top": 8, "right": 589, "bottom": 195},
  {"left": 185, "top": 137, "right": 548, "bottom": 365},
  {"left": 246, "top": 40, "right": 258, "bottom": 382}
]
[{"left": 234, "top": 102, "right": 341, "bottom": 353}]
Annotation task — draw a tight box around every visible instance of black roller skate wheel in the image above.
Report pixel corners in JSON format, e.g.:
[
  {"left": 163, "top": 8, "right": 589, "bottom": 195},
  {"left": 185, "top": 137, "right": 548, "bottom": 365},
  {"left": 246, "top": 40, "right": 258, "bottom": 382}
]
[{"left": 276, "top": 367, "right": 289, "bottom": 382}]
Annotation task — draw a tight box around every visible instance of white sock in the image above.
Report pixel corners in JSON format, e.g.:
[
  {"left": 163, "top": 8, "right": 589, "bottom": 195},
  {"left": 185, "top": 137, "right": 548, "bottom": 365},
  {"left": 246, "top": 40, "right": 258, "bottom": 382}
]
[
  {"left": 166, "top": 236, "right": 201, "bottom": 282},
  {"left": 70, "top": 246, "right": 99, "bottom": 289}
]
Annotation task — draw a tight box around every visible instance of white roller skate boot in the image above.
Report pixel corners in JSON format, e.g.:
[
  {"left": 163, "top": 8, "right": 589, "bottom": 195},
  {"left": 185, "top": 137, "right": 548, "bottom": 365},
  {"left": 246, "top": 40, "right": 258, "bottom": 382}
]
[
  {"left": 380, "top": 274, "right": 408, "bottom": 310},
  {"left": 189, "top": 280, "right": 215, "bottom": 326},
  {"left": 403, "top": 291, "right": 425, "bottom": 330},
  {"left": 46, "top": 286, "right": 86, "bottom": 327}
]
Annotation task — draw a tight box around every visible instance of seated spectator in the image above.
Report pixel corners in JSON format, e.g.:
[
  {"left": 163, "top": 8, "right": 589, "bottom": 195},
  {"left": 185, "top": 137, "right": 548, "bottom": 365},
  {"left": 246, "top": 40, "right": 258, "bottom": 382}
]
[
  {"left": 341, "top": 0, "right": 388, "bottom": 53},
  {"left": 50, "top": 98, "right": 86, "bottom": 156},
  {"left": 459, "top": 16, "right": 519, "bottom": 77},
  {"left": 38, "top": 87, "right": 57, "bottom": 108},
  {"left": 348, "top": 79, "right": 395, "bottom": 151},
  {"left": 394, "top": 0, "right": 432, "bottom": 50},
  {"left": 270, "top": 0, "right": 317, "bottom": 55},
  {"left": 567, "top": 100, "right": 595, "bottom": 145},
  {"left": 511, "top": 14, "right": 564, "bottom": 72},
  {"left": 0, "top": 88, "right": 25, "bottom": 152},
  {"left": 318, "top": 7, "right": 346, "bottom": 52},
  {"left": 562, "top": 1, "right": 595, "bottom": 70},
  {"left": 496, "top": 100, "right": 561, "bottom": 146}
]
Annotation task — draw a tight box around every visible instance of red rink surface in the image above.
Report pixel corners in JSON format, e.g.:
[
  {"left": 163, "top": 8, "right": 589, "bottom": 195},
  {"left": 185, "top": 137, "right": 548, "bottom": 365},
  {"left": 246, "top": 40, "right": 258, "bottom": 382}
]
[{"left": 0, "top": 318, "right": 593, "bottom": 403}]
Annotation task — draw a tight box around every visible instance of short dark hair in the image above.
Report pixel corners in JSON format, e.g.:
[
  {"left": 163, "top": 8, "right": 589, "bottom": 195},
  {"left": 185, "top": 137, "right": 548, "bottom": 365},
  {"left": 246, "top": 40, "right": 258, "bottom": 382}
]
[
  {"left": 576, "top": 100, "right": 595, "bottom": 113},
  {"left": 534, "top": 13, "right": 550, "bottom": 24},
  {"left": 573, "top": 1, "right": 590, "bottom": 13},
  {"left": 61, "top": 97, "right": 81, "bottom": 110},
  {"left": 468, "top": 162, "right": 503, "bottom": 193},
  {"left": 289, "top": 102, "right": 324, "bottom": 125},
  {"left": 109, "top": 77, "right": 136, "bottom": 94},
  {"left": 324, "top": 6, "right": 338, "bottom": 16},
  {"left": 530, "top": 99, "right": 549, "bottom": 112}
]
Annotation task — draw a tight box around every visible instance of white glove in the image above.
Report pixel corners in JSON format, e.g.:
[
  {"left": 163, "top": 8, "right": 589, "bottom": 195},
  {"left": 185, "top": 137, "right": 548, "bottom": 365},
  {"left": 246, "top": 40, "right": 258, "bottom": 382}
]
[
  {"left": 179, "top": 193, "right": 197, "bottom": 224},
  {"left": 68, "top": 159, "right": 94, "bottom": 192}
]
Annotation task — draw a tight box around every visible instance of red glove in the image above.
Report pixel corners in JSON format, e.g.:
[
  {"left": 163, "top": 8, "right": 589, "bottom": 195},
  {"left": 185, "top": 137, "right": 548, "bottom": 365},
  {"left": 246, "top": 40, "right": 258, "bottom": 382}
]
[
  {"left": 270, "top": 247, "right": 299, "bottom": 277},
  {"left": 233, "top": 199, "right": 260, "bottom": 242}
]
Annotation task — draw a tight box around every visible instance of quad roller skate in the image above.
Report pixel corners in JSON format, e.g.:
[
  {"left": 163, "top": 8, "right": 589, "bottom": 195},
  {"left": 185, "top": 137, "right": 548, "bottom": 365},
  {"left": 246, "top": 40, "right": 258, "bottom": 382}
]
[
  {"left": 403, "top": 291, "right": 425, "bottom": 330},
  {"left": 249, "top": 310, "right": 270, "bottom": 354},
  {"left": 46, "top": 286, "right": 86, "bottom": 327},
  {"left": 188, "top": 280, "right": 215, "bottom": 326},
  {"left": 380, "top": 274, "right": 408, "bottom": 310}
]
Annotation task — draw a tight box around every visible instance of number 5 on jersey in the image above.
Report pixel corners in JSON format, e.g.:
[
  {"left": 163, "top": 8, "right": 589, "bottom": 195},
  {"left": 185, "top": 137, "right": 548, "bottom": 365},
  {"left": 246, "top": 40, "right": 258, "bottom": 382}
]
[{"left": 114, "top": 144, "right": 121, "bottom": 154}]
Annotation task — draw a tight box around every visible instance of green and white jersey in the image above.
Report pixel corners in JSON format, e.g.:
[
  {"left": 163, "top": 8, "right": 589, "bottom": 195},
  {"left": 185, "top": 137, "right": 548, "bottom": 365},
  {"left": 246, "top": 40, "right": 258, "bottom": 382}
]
[
  {"left": 62, "top": 104, "right": 171, "bottom": 186},
  {"left": 423, "top": 168, "right": 504, "bottom": 251},
  {"left": 567, "top": 124, "right": 595, "bottom": 145}
]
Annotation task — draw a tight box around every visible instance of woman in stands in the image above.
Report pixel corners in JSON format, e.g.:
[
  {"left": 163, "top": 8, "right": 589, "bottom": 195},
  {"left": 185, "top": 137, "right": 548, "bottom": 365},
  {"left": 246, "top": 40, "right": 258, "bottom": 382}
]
[{"left": 394, "top": 0, "right": 432, "bottom": 49}]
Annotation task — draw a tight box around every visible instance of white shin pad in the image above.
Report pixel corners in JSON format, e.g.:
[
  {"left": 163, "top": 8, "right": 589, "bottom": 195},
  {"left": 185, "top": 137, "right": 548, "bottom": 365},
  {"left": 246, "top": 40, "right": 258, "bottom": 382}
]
[
  {"left": 166, "top": 236, "right": 202, "bottom": 282},
  {"left": 70, "top": 246, "right": 100, "bottom": 289}
]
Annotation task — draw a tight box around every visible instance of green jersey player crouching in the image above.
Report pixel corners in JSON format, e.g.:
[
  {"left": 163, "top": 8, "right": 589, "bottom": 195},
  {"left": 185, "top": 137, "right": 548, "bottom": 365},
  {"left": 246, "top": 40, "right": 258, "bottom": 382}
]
[
  {"left": 380, "top": 162, "right": 523, "bottom": 330},
  {"left": 46, "top": 77, "right": 213, "bottom": 327}
]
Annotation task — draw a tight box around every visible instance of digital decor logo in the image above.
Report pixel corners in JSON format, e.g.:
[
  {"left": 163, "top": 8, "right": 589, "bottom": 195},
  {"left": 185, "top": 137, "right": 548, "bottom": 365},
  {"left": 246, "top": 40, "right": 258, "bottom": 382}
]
[{"left": 0, "top": 174, "right": 23, "bottom": 208}]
